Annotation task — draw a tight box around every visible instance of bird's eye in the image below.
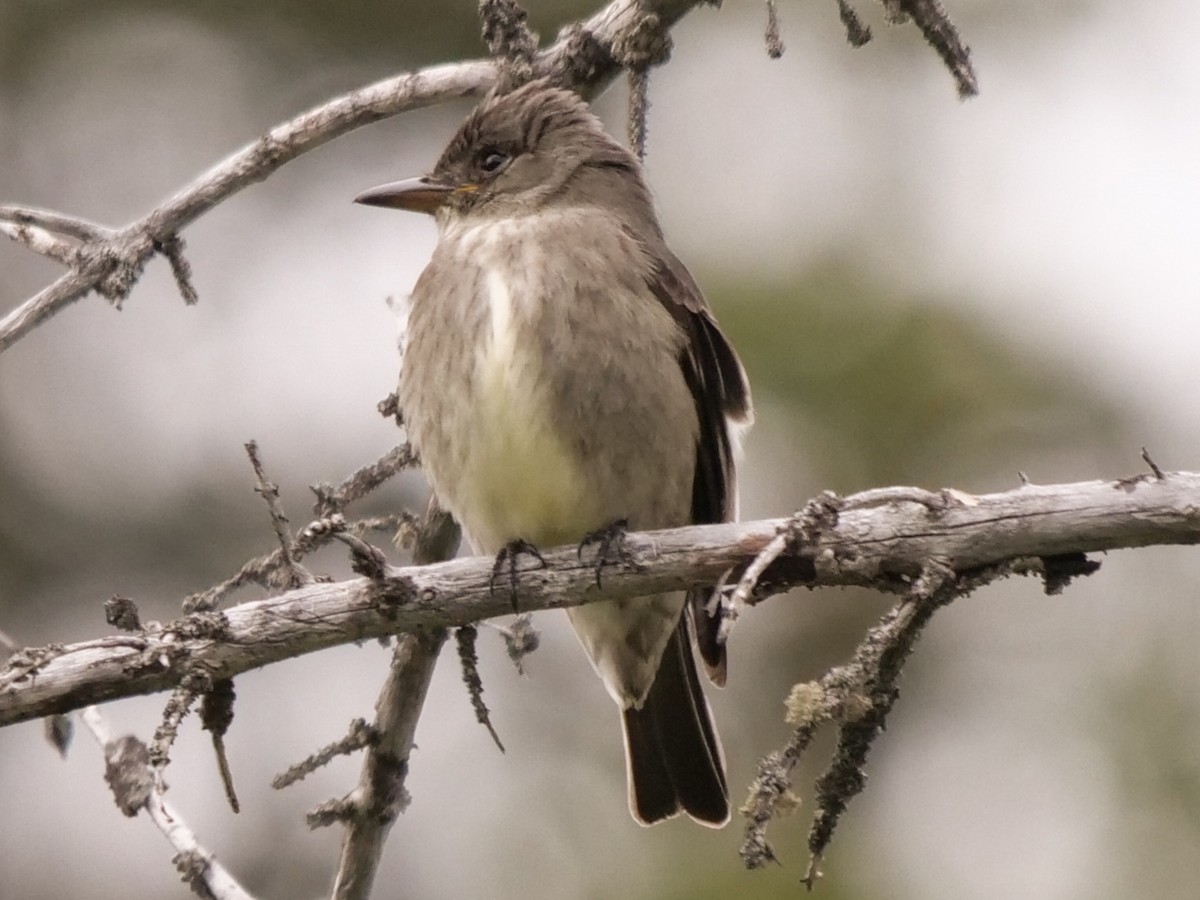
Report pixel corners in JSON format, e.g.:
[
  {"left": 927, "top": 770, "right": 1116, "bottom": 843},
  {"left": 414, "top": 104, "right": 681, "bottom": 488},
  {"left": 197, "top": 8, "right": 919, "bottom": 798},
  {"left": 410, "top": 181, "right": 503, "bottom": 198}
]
[{"left": 479, "top": 150, "right": 510, "bottom": 174}]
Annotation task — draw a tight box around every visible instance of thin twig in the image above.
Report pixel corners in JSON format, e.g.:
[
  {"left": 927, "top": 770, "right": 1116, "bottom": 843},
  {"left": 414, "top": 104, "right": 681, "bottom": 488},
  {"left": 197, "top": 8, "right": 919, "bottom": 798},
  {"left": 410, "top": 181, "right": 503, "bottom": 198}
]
[
  {"left": 834, "top": 0, "right": 872, "bottom": 47},
  {"left": 81, "top": 706, "right": 257, "bottom": 900},
  {"left": 722, "top": 493, "right": 842, "bottom": 645},
  {"left": 742, "top": 555, "right": 1014, "bottom": 882},
  {"left": 455, "top": 624, "right": 506, "bottom": 751},
  {"left": 0, "top": 221, "right": 79, "bottom": 266},
  {"left": 333, "top": 531, "right": 389, "bottom": 580},
  {"left": 0, "top": 204, "right": 113, "bottom": 239},
  {"left": 273, "top": 718, "right": 378, "bottom": 789},
  {"left": 200, "top": 679, "right": 240, "bottom": 813},
  {"left": 480, "top": 0, "right": 539, "bottom": 88},
  {"left": 158, "top": 235, "right": 200, "bottom": 305},
  {"left": 627, "top": 69, "right": 651, "bottom": 158},
  {"left": 885, "top": 0, "right": 977, "bottom": 97},
  {"left": 184, "top": 509, "right": 416, "bottom": 615},
  {"left": 609, "top": 10, "right": 672, "bottom": 158},
  {"left": 184, "top": 513, "right": 351, "bottom": 613},
  {"left": 765, "top": 0, "right": 786, "bottom": 58},
  {"left": 245, "top": 440, "right": 309, "bottom": 590},
  {"left": 1142, "top": 447, "right": 1165, "bottom": 480},
  {"left": 311, "top": 444, "right": 420, "bottom": 517},
  {"left": 149, "top": 670, "right": 209, "bottom": 777},
  {"left": 728, "top": 530, "right": 790, "bottom": 611}
]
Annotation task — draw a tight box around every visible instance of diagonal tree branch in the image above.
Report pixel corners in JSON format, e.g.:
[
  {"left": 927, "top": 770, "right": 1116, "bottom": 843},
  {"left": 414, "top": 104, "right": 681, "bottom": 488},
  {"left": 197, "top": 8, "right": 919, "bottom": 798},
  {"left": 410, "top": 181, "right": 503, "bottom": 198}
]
[
  {"left": 0, "top": 0, "right": 705, "bottom": 354},
  {"left": 3, "top": 471, "right": 1197, "bottom": 729},
  {"left": 0, "top": 0, "right": 980, "bottom": 355},
  {"left": 81, "top": 706, "right": 257, "bottom": 900}
]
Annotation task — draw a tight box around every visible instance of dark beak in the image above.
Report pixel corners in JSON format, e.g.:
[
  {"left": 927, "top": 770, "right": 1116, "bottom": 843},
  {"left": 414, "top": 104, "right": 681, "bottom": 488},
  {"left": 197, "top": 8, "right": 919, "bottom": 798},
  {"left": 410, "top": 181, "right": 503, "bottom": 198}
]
[{"left": 354, "top": 176, "right": 454, "bottom": 214}]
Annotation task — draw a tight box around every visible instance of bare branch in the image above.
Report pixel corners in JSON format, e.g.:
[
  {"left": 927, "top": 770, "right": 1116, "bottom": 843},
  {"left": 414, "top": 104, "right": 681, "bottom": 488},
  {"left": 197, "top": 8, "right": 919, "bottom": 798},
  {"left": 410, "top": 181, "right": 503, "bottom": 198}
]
[
  {"left": 765, "top": 0, "right": 786, "bottom": 58},
  {"left": 0, "top": 221, "right": 79, "bottom": 266},
  {"left": 273, "top": 718, "right": 378, "bottom": 790},
  {"left": 835, "top": 0, "right": 872, "bottom": 47},
  {"left": 82, "top": 707, "right": 257, "bottom": 900},
  {"left": 455, "top": 624, "right": 506, "bottom": 752},
  {"left": 311, "top": 444, "right": 420, "bottom": 517},
  {"left": 480, "top": 0, "right": 539, "bottom": 88},
  {"left": 4, "top": 472, "right": 1199, "bottom": 728},
  {"left": 0, "top": 204, "right": 113, "bottom": 240},
  {"left": 199, "top": 679, "right": 240, "bottom": 813},
  {"left": 329, "top": 499, "right": 460, "bottom": 900},
  {"left": 0, "top": 0, "right": 978, "bottom": 353},
  {"left": 184, "top": 508, "right": 407, "bottom": 614},
  {"left": 0, "top": 0, "right": 708, "bottom": 354},
  {"left": 245, "top": 440, "right": 309, "bottom": 590},
  {"left": 328, "top": 629, "right": 446, "bottom": 900},
  {"left": 883, "top": 0, "right": 977, "bottom": 97}
]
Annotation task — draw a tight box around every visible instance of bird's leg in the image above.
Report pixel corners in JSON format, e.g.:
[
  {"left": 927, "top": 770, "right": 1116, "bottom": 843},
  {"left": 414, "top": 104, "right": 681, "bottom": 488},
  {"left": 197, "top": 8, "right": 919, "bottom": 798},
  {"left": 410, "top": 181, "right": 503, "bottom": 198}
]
[
  {"left": 489, "top": 539, "right": 546, "bottom": 612},
  {"left": 577, "top": 518, "right": 642, "bottom": 589}
]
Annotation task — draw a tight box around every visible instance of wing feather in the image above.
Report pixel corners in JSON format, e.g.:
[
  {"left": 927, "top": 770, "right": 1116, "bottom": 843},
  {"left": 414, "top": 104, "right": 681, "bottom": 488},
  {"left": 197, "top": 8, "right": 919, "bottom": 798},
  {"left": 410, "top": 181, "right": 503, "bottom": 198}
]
[{"left": 644, "top": 249, "right": 752, "bottom": 685}]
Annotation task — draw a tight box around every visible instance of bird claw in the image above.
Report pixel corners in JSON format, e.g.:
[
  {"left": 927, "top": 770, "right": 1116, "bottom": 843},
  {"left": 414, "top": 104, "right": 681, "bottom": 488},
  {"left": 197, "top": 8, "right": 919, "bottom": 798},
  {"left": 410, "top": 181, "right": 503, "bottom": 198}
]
[
  {"left": 489, "top": 539, "right": 546, "bottom": 612},
  {"left": 577, "top": 518, "right": 640, "bottom": 589}
]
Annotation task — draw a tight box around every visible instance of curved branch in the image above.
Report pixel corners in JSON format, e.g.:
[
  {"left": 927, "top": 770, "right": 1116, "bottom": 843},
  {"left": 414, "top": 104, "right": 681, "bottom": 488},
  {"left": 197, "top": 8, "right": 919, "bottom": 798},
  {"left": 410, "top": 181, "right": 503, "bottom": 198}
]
[
  {"left": 3, "top": 471, "right": 1198, "bottom": 728},
  {"left": 0, "top": 0, "right": 705, "bottom": 354}
]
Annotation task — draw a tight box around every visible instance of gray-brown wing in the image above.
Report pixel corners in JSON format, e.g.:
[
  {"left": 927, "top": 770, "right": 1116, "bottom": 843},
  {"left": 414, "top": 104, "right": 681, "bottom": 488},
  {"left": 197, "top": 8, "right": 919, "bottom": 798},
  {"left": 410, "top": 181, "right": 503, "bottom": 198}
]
[{"left": 645, "top": 248, "right": 752, "bottom": 685}]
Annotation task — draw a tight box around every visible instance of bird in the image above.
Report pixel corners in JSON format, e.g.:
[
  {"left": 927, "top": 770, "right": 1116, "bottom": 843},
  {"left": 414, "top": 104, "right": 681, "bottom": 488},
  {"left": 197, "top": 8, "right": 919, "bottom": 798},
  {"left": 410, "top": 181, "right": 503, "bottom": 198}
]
[{"left": 355, "top": 78, "right": 752, "bottom": 827}]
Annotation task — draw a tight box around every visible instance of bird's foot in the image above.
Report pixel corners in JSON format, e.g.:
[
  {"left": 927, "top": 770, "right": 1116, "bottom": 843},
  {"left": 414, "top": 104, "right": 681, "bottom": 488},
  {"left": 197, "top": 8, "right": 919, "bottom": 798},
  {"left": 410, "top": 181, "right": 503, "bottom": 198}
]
[
  {"left": 489, "top": 539, "right": 546, "bottom": 612},
  {"left": 577, "top": 518, "right": 642, "bottom": 589}
]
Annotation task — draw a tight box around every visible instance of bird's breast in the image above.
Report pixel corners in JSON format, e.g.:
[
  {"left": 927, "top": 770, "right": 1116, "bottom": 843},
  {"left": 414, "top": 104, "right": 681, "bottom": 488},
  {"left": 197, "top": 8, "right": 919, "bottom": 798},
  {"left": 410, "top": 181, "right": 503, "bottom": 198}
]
[
  {"left": 401, "top": 211, "right": 696, "bottom": 556},
  {"left": 419, "top": 217, "right": 601, "bottom": 551},
  {"left": 465, "top": 260, "right": 597, "bottom": 550}
]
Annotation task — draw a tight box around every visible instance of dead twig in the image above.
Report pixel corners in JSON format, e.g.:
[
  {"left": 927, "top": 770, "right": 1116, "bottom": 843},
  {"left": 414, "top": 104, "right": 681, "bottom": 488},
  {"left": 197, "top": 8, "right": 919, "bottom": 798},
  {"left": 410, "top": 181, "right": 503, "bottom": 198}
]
[{"left": 81, "top": 706, "right": 257, "bottom": 900}]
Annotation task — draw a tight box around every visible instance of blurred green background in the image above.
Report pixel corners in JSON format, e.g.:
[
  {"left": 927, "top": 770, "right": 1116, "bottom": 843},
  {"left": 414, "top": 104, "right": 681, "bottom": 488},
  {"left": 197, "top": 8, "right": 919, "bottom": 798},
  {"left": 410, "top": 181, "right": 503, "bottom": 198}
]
[{"left": 2, "top": 1, "right": 1199, "bottom": 898}]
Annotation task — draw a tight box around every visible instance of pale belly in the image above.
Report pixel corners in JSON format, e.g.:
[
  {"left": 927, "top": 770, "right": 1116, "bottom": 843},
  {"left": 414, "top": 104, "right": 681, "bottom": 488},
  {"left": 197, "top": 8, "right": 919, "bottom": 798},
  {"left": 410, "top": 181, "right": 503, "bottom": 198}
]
[
  {"left": 425, "top": 320, "right": 683, "bottom": 706},
  {"left": 430, "top": 262, "right": 606, "bottom": 552},
  {"left": 452, "top": 349, "right": 603, "bottom": 553}
]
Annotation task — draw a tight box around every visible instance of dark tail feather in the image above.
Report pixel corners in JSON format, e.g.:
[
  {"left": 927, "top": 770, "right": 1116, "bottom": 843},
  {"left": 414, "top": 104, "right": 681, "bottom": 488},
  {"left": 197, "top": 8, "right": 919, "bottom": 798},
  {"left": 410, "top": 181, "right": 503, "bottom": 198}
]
[
  {"left": 689, "top": 586, "right": 727, "bottom": 687},
  {"left": 622, "top": 621, "right": 729, "bottom": 827}
]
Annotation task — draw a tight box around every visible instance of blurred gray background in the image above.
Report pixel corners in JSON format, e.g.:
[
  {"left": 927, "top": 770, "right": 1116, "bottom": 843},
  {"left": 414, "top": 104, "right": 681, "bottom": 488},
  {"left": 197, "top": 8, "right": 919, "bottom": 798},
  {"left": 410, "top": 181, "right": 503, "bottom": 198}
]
[{"left": 2, "top": 1, "right": 1198, "bottom": 898}]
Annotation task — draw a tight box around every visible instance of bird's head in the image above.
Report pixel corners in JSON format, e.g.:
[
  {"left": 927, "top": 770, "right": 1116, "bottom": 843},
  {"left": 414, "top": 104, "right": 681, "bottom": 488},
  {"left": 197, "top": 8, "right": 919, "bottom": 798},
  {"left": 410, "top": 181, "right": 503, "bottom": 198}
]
[{"left": 355, "top": 79, "right": 647, "bottom": 222}]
